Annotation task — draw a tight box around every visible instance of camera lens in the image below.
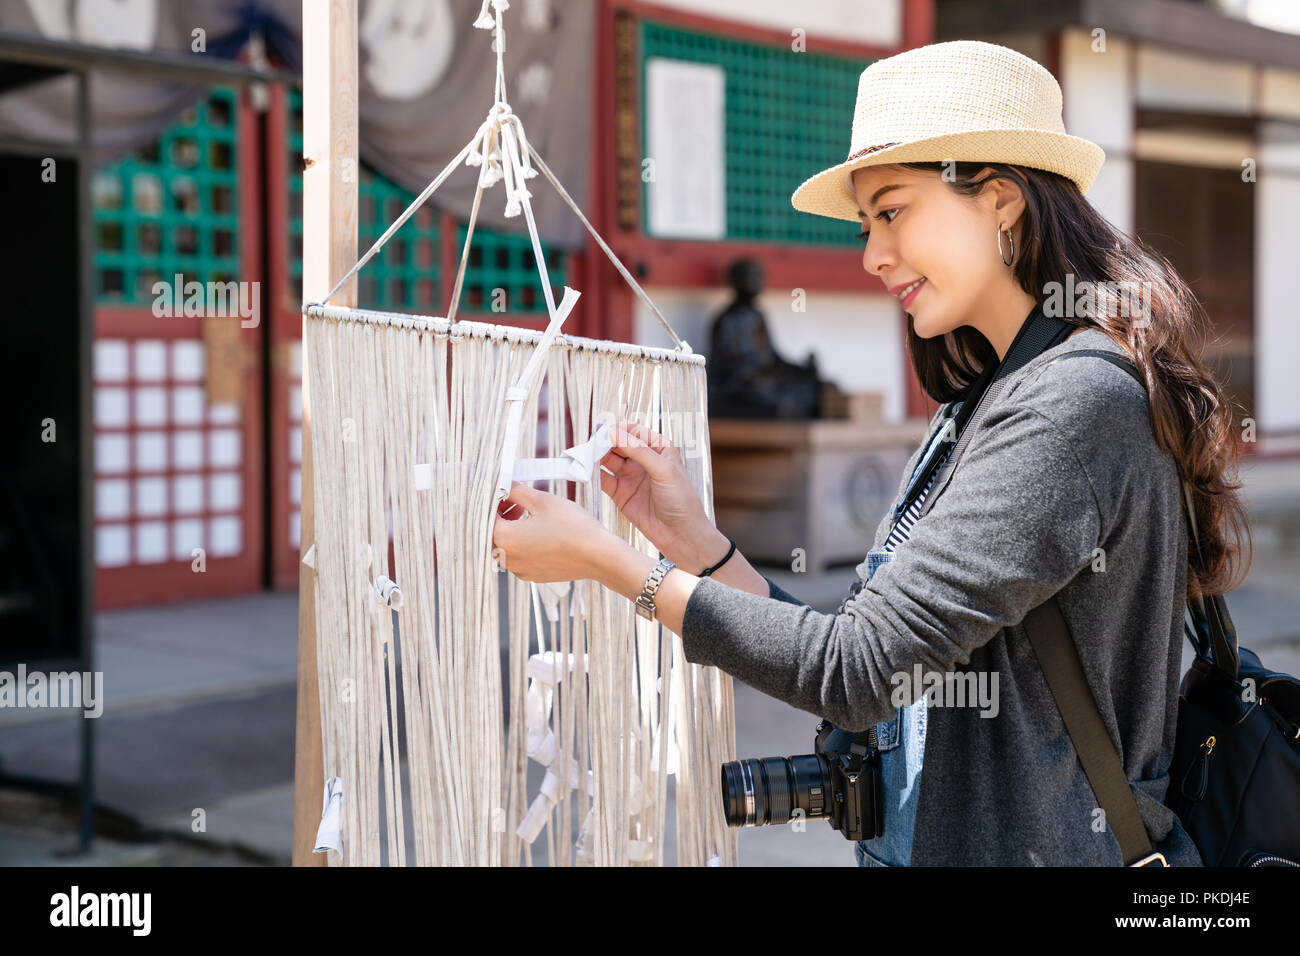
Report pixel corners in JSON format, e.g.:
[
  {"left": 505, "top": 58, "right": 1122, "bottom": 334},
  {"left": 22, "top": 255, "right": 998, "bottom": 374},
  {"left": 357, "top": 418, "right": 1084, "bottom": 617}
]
[{"left": 720, "top": 755, "right": 833, "bottom": 827}]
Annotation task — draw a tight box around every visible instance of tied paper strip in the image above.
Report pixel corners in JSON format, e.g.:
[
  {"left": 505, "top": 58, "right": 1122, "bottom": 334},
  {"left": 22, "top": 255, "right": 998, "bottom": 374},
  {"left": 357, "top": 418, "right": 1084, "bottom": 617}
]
[
  {"left": 493, "top": 286, "right": 583, "bottom": 503},
  {"left": 572, "top": 810, "right": 654, "bottom": 865},
  {"left": 314, "top": 776, "right": 344, "bottom": 855},
  {"left": 532, "top": 581, "right": 570, "bottom": 621},
  {"left": 518, "top": 649, "right": 605, "bottom": 845},
  {"left": 373, "top": 575, "right": 403, "bottom": 612},
  {"left": 523, "top": 651, "right": 588, "bottom": 769},
  {"left": 516, "top": 766, "right": 598, "bottom": 844},
  {"left": 527, "top": 580, "right": 589, "bottom": 623},
  {"left": 511, "top": 422, "right": 615, "bottom": 485}
]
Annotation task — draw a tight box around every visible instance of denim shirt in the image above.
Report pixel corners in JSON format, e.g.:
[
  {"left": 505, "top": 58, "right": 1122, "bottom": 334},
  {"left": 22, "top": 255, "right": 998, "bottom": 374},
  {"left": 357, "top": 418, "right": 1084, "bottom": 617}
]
[
  {"left": 853, "top": 547, "right": 927, "bottom": 867},
  {"left": 853, "top": 417, "right": 955, "bottom": 868}
]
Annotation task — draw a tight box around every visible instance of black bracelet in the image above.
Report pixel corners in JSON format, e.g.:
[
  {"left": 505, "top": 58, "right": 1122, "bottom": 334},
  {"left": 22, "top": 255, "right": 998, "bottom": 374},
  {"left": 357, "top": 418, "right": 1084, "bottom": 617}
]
[{"left": 699, "top": 538, "right": 737, "bottom": 577}]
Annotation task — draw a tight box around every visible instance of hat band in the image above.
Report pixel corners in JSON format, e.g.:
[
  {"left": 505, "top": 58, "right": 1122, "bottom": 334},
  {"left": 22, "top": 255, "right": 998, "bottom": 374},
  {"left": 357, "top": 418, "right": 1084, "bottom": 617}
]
[
  {"left": 846, "top": 141, "right": 902, "bottom": 162},
  {"left": 843, "top": 141, "right": 903, "bottom": 196}
]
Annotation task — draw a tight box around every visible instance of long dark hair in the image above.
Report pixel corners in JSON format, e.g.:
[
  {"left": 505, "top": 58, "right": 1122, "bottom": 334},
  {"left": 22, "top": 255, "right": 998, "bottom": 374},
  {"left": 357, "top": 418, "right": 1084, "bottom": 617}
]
[{"left": 897, "top": 160, "right": 1252, "bottom": 601}]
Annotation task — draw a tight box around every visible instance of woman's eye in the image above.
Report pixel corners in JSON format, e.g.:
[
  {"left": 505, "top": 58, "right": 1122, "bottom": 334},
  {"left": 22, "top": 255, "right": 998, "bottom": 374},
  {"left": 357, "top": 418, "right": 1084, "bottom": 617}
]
[{"left": 856, "top": 209, "right": 900, "bottom": 243}]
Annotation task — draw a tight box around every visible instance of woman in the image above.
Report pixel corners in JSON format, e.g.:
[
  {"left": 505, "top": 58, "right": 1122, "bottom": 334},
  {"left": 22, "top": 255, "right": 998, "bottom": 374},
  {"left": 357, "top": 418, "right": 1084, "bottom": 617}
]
[{"left": 491, "top": 40, "right": 1251, "bottom": 866}]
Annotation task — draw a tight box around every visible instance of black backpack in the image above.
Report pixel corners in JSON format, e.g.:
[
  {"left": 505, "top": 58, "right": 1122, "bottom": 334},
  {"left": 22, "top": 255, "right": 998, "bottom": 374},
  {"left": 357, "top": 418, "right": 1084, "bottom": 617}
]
[{"left": 1025, "top": 349, "right": 1300, "bottom": 866}]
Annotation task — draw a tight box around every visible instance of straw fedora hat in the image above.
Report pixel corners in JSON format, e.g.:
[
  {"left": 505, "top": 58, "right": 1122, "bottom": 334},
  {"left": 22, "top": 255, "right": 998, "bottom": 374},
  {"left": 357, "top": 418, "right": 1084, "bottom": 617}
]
[{"left": 790, "top": 40, "right": 1106, "bottom": 223}]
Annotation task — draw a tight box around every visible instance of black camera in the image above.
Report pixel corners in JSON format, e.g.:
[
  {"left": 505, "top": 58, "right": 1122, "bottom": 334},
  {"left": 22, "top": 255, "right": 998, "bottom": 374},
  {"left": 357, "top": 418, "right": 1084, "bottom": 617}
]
[{"left": 719, "top": 720, "right": 884, "bottom": 842}]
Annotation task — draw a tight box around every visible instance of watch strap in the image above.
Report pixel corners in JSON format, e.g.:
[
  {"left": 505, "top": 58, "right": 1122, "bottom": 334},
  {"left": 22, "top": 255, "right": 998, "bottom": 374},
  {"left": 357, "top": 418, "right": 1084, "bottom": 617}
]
[{"left": 635, "top": 557, "right": 676, "bottom": 620}]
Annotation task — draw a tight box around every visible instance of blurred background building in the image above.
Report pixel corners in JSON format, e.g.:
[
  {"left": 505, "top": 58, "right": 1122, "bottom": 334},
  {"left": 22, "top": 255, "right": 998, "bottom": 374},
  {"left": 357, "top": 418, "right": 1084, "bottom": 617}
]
[
  {"left": 1, "top": 0, "right": 1297, "bottom": 864},
  {"left": 4, "top": 0, "right": 1296, "bottom": 615}
]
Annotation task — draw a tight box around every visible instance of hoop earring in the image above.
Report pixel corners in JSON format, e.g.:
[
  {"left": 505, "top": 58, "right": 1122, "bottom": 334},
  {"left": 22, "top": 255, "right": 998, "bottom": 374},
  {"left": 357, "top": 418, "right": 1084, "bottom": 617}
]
[{"left": 997, "top": 224, "right": 1015, "bottom": 267}]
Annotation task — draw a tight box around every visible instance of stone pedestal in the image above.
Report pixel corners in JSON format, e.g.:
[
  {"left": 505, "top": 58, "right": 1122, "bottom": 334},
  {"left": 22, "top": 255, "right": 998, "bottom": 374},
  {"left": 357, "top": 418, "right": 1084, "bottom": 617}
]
[{"left": 709, "top": 395, "right": 927, "bottom": 574}]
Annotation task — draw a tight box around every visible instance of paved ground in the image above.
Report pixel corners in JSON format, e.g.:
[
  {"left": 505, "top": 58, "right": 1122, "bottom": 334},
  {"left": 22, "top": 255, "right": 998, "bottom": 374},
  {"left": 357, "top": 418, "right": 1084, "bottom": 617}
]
[{"left": 2, "top": 456, "right": 1297, "bottom": 867}]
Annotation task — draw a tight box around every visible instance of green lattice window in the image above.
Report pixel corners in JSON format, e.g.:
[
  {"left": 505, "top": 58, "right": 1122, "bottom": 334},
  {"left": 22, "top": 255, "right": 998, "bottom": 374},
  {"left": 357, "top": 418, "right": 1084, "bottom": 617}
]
[
  {"left": 287, "top": 88, "right": 564, "bottom": 314},
  {"left": 285, "top": 95, "right": 439, "bottom": 310},
  {"left": 639, "top": 21, "right": 872, "bottom": 246},
  {"left": 451, "top": 224, "right": 565, "bottom": 313},
  {"left": 93, "top": 87, "right": 240, "bottom": 304},
  {"left": 288, "top": 90, "right": 304, "bottom": 301}
]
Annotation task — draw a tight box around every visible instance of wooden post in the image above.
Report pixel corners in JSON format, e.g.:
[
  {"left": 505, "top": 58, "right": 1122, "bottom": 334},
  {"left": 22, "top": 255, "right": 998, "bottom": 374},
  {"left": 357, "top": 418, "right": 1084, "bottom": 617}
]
[{"left": 293, "top": 0, "right": 358, "bottom": 866}]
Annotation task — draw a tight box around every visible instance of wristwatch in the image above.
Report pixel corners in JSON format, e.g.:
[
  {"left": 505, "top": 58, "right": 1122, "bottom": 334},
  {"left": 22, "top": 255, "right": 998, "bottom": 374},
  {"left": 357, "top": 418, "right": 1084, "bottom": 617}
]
[{"left": 634, "top": 557, "right": 677, "bottom": 621}]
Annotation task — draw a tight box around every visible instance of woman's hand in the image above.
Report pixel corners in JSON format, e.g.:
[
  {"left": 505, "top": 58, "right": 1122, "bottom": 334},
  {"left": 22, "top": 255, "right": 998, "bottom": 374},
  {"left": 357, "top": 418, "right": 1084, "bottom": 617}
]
[
  {"left": 490, "top": 481, "right": 617, "bottom": 584},
  {"left": 599, "top": 422, "right": 725, "bottom": 571}
]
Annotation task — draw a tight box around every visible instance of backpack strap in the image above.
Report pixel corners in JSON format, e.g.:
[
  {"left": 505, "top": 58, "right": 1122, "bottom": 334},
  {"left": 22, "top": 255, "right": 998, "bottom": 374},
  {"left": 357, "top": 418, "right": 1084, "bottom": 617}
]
[
  {"left": 1041, "top": 349, "right": 1239, "bottom": 677},
  {"left": 1042, "top": 348, "right": 1146, "bottom": 388},
  {"left": 1023, "top": 599, "right": 1161, "bottom": 865},
  {"left": 1022, "top": 341, "right": 1164, "bottom": 864},
  {"left": 1022, "top": 346, "right": 1232, "bottom": 866}
]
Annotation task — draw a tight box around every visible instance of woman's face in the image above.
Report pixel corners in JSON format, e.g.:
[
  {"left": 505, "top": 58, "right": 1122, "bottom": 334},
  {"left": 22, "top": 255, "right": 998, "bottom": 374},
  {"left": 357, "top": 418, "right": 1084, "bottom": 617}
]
[{"left": 851, "top": 164, "right": 1031, "bottom": 352}]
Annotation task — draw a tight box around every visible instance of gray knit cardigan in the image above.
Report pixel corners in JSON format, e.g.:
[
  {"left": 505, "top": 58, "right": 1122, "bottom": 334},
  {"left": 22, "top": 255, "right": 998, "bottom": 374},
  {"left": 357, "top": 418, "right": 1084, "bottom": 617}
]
[{"left": 680, "top": 327, "right": 1203, "bottom": 866}]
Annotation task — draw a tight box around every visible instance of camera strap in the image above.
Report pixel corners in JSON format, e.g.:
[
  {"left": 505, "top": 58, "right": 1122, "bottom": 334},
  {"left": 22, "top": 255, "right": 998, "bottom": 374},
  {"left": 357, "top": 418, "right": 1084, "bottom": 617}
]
[{"left": 889, "top": 304, "right": 1074, "bottom": 530}]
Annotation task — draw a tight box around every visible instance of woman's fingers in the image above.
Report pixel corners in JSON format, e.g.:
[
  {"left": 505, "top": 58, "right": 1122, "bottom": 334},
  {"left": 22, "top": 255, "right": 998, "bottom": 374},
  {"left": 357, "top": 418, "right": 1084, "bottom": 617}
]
[
  {"left": 618, "top": 420, "right": 683, "bottom": 465},
  {"left": 490, "top": 480, "right": 611, "bottom": 584},
  {"left": 598, "top": 450, "right": 643, "bottom": 505},
  {"left": 598, "top": 466, "right": 617, "bottom": 500},
  {"left": 604, "top": 422, "right": 681, "bottom": 463},
  {"left": 621, "top": 420, "right": 661, "bottom": 446},
  {"left": 494, "top": 483, "right": 552, "bottom": 561},
  {"left": 621, "top": 421, "right": 675, "bottom": 455},
  {"left": 599, "top": 445, "right": 634, "bottom": 476},
  {"left": 610, "top": 427, "right": 664, "bottom": 477},
  {"left": 498, "top": 481, "right": 546, "bottom": 519},
  {"left": 609, "top": 423, "right": 679, "bottom": 478}
]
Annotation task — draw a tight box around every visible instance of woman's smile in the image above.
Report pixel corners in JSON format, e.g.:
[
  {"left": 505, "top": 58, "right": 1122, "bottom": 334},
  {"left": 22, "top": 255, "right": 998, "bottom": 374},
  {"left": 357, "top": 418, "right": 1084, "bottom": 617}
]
[{"left": 899, "top": 277, "right": 926, "bottom": 309}]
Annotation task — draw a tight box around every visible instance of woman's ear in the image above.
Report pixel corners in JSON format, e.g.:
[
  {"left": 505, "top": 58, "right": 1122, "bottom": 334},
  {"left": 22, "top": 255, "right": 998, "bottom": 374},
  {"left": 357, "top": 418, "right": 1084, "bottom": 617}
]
[{"left": 985, "top": 173, "right": 1027, "bottom": 232}]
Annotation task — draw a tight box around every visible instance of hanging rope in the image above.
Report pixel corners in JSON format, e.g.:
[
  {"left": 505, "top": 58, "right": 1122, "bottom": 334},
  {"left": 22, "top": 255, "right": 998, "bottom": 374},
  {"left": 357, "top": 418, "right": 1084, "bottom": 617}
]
[
  {"left": 301, "top": 0, "right": 735, "bottom": 867},
  {"left": 306, "top": 0, "right": 690, "bottom": 355}
]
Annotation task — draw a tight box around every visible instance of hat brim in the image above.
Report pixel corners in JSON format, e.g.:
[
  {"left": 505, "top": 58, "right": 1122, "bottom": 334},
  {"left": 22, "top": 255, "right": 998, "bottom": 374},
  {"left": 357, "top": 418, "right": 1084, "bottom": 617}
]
[{"left": 790, "top": 128, "right": 1106, "bottom": 223}]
